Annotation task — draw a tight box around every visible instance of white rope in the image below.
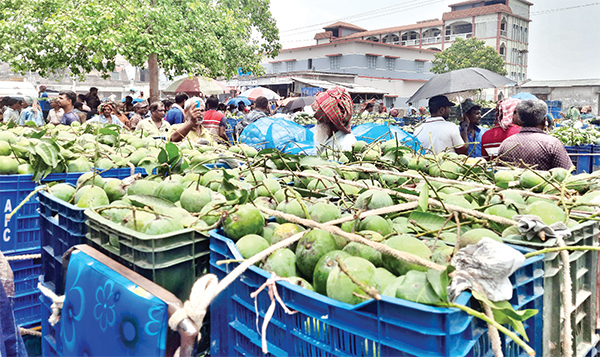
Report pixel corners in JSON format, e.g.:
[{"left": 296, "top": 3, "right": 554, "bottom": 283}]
[
  {"left": 37, "top": 282, "right": 64, "bottom": 327},
  {"left": 168, "top": 274, "right": 218, "bottom": 340},
  {"left": 557, "top": 236, "right": 573, "bottom": 357},
  {"left": 250, "top": 273, "right": 297, "bottom": 354},
  {"left": 19, "top": 327, "right": 41, "bottom": 337},
  {"left": 6, "top": 254, "right": 41, "bottom": 261}
]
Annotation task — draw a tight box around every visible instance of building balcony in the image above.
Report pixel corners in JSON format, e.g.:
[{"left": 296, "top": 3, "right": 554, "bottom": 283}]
[
  {"left": 401, "top": 39, "right": 420, "bottom": 46},
  {"left": 500, "top": 30, "right": 507, "bottom": 37},
  {"left": 444, "top": 33, "right": 472, "bottom": 41},
  {"left": 422, "top": 36, "right": 442, "bottom": 44}
]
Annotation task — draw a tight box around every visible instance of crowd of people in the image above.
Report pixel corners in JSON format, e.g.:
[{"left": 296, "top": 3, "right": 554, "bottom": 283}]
[
  {"left": 414, "top": 94, "right": 573, "bottom": 170},
  {"left": 0, "top": 84, "right": 594, "bottom": 172}
]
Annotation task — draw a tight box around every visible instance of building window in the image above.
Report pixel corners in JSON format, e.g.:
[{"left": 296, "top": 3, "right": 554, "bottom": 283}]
[
  {"left": 286, "top": 61, "right": 295, "bottom": 72},
  {"left": 307, "top": 58, "right": 312, "bottom": 70},
  {"left": 415, "top": 61, "right": 424, "bottom": 73},
  {"left": 330, "top": 56, "right": 340, "bottom": 70},
  {"left": 385, "top": 97, "right": 394, "bottom": 108},
  {"left": 111, "top": 71, "right": 120, "bottom": 80},
  {"left": 524, "top": 28, "right": 528, "bottom": 43},
  {"left": 367, "top": 55, "right": 377, "bottom": 69},
  {"left": 386, "top": 58, "right": 396, "bottom": 71},
  {"left": 272, "top": 62, "right": 281, "bottom": 73}
]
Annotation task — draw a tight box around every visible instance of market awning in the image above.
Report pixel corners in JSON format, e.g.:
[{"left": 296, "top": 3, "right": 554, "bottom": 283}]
[{"left": 291, "top": 77, "right": 387, "bottom": 95}]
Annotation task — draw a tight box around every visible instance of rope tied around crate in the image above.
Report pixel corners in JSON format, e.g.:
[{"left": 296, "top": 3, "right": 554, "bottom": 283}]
[
  {"left": 168, "top": 274, "right": 218, "bottom": 341},
  {"left": 5, "top": 254, "right": 42, "bottom": 261},
  {"left": 37, "top": 282, "right": 64, "bottom": 327},
  {"left": 250, "top": 273, "right": 298, "bottom": 354},
  {"left": 19, "top": 327, "right": 41, "bottom": 337},
  {"left": 557, "top": 235, "right": 573, "bottom": 357}
]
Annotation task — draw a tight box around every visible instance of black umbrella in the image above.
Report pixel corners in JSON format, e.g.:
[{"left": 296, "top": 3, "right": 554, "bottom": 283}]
[
  {"left": 281, "top": 96, "right": 315, "bottom": 112},
  {"left": 407, "top": 67, "right": 516, "bottom": 103}
]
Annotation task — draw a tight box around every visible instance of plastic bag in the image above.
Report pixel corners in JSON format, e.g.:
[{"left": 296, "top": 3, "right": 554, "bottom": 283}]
[{"left": 448, "top": 237, "right": 525, "bottom": 302}]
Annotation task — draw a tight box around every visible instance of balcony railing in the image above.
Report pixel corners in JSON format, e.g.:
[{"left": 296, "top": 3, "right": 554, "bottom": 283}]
[
  {"left": 444, "top": 33, "right": 473, "bottom": 41},
  {"left": 401, "top": 39, "right": 420, "bottom": 46},
  {"left": 500, "top": 30, "right": 507, "bottom": 37},
  {"left": 422, "top": 36, "right": 442, "bottom": 44}
]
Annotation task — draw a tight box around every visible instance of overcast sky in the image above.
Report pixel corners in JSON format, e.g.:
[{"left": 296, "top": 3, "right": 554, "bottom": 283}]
[{"left": 269, "top": 0, "right": 600, "bottom": 81}]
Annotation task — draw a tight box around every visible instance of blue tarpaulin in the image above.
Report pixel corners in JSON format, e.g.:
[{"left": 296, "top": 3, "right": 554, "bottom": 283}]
[
  {"left": 352, "top": 123, "right": 422, "bottom": 153},
  {"left": 239, "top": 117, "right": 314, "bottom": 153}
]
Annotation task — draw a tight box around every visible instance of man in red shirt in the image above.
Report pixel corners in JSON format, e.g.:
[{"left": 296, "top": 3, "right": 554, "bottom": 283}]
[
  {"left": 481, "top": 98, "right": 521, "bottom": 160},
  {"left": 203, "top": 96, "right": 228, "bottom": 142}
]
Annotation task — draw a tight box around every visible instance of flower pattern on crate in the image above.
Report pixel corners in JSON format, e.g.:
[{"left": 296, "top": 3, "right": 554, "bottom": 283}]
[
  {"left": 61, "top": 262, "right": 86, "bottom": 352},
  {"left": 94, "top": 280, "right": 117, "bottom": 331},
  {"left": 145, "top": 305, "right": 167, "bottom": 349}
]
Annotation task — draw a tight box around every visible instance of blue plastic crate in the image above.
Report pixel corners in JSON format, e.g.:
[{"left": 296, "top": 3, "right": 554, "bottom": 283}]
[
  {"left": 209, "top": 229, "right": 544, "bottom": 357},
  {"left": 0, "top": 168, "right": 144, "bottom": 255},
  {"left": 591, "top": 145, "right": 600, "bottom": 172},
  {"left": 40, "top": 292, "right": 61, "bottom": 357},
  {"left": 6, "top": 249, "right": 42, "bottom": 328},
  {"left": 565, "top": 145, "right": 593, "bottom": 174}
]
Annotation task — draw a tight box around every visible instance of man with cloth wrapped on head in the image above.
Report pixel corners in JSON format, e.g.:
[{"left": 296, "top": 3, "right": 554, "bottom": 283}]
[{"left": 312, "top": 87, "right": 357, "bottom": 154}]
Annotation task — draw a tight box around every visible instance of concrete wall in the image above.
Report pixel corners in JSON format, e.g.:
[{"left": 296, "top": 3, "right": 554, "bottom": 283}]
[
  {"left": 266, "top": 41, "right": 436, "bottom": 82},
  {"left": 511, "top": 86, "right": 600, "bottom": 115}
]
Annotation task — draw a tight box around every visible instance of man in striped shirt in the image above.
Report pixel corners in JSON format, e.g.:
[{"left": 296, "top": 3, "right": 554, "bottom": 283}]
[{"left": 203, "top": 96, "right": 228, "bottom": 142}]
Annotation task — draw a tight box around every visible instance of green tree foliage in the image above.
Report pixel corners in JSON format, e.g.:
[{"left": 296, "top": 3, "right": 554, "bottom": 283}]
[
  {"left": 430, "top": 37, "right": 507, "bottom": 75},
  {"left": 0, "top": 0, "right": 280, "bottom": 95}
]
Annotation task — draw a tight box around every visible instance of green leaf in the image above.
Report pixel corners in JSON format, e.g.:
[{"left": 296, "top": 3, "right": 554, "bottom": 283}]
[
  {"left": 6, "top": 120, "right": 16, "bottom": 129},
  {"left": 165, "top": 142, "right": 180, "bottom": 162},
  {"left": 396, "top": 271, "right": 442, "bottom": 305},
  {"left": 137, "top": 157, "right": 158, "bottom": 176},
  {"left": 418, "top": 183, "right": 429, "bottom": 212},
  {"left": 471, "top": 290, "right": 538, "bottom": 341},
  {"left": 31, "top": 129, "right": 47, "bottom": 139},
  {"left": 157, "top": 147, "right": 168, "bottom": 164},
  {"left": 408, "top": 211, "right": 448, "bottom": 232},
  {"left": 427, "top": 268, "right": 449, "bottom": 303},
  {"left": 34, "top": 141, "right": 59, "bottom": 167},
  {"left": 25, "top": 121, "right": 37, "bottom": 127},
  {"left": 99, "top": 128, "right": 118, "bottom": 136}
]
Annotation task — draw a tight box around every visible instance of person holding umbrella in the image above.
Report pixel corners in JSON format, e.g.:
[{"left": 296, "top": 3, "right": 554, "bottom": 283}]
[
  {"left": 312, "top": 87, "right": 356, "bottom": 154},
  {"left": 414, "top": 95, "right": 467, "bottom": 155}
]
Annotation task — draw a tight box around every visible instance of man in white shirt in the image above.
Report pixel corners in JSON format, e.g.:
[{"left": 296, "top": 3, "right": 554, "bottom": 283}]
[
  {"left": 2, "top": 98, "right": 22, "bottom": 124},
  {"left": 414, "top": 95, "right": 468, "bottom": 155}
]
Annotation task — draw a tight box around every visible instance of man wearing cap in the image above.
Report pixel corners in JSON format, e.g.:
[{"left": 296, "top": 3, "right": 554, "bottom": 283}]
[
  {"left": 38, "top": 85, "right": 51, "bottom": 120},
  {"left": 414, "top": 95, "right": 467, "bottom": 155},
  {"left": 459, "top": 99, "right": 487, "bottom": 157},
  {"left": 128, "top": 100, "right": 149, "bottom": 131},
  {"left": 313, "top": 87, "right": 356, "bottom": 154}
]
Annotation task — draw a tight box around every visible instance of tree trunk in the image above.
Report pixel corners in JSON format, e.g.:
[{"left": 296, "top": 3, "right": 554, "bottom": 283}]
[{"left": 148, "top": 53, "right": 159, "bottom": 103}]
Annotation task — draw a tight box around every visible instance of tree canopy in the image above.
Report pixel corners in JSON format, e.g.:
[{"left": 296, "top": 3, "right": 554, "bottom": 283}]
[
  {"left": 430, "top": 37, "right": 507, "bottom": 76},
  {"left": 0, "top": 0, "right": 281, "bottom": 100}
]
